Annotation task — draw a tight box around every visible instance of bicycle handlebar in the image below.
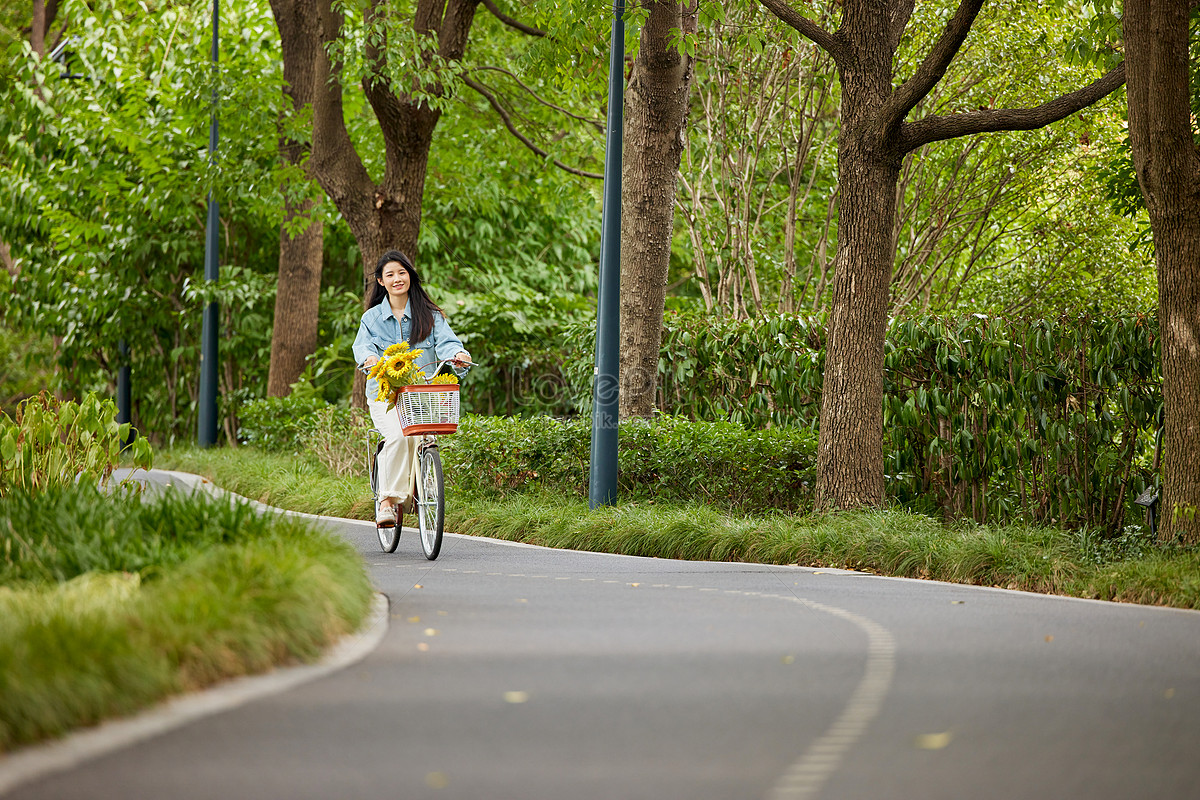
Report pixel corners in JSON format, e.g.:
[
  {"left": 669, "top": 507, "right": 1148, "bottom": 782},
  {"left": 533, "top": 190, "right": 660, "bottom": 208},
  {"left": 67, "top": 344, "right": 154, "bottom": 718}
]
[{"left": 359, "top": 357, "right": 478, "bottom": 380}]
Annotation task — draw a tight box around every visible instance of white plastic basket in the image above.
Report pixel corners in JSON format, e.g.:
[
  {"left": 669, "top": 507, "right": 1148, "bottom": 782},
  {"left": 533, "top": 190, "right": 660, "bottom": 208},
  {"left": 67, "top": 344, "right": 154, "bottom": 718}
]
[{"left": 396, "top": 385, "right": 460, "bottom": 435}]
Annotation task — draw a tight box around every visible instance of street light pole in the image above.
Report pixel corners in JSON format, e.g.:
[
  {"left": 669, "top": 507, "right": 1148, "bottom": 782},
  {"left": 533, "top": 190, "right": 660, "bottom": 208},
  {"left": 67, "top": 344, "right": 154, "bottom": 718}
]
[
  {"left": 197, "top": 0, "right": 220, "bottom": 447},
  {"left": 588, "top": 0, "right": 624, "bottom": 509}
]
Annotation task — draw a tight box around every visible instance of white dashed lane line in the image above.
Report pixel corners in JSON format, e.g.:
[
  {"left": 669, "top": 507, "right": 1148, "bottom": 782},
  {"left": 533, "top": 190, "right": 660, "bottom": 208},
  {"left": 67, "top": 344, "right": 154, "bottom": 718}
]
[{"left": 386, "top": 563, "right": 897, "bottom": 800}]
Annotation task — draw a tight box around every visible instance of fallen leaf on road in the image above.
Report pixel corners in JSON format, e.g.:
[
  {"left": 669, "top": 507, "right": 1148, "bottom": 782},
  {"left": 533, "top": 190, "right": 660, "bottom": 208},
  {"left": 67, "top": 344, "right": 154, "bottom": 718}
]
[
  {"left": 1165, "top": 688, "right": 1176, "bottom": 699},
  {"left": 504, "top": 691, "right": 530, "bottom": 704},
  {"left": 407, "top": 616, "right": 420, "bottom": 623},
  {"left": 782, "top": 655, "right": 795, "bottom": 665},
  {"left": 424, "top": 628, "right": 438, "bottom": 637},
  {"left": 1045, "top": 635, "right": 1054, "bottom": 643},
  {"left": 425, "top": 772, "right": 449, "bottom": 789},
  {"left": 915, "top": 731, "right": 953, "bottom": 750}
]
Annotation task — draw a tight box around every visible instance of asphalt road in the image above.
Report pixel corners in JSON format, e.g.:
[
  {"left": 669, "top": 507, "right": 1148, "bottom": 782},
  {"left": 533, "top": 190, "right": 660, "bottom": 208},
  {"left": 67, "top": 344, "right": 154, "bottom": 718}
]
[{"left": 8, "top": 472, "right": 1200, "bottom": 799}]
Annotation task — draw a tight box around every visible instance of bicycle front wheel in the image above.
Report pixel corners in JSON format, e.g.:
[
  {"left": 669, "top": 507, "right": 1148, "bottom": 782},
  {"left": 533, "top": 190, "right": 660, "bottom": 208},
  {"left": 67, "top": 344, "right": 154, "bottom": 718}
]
[
  {"left": 415, "top": 446, "right": 445, "bottom": 560},
  {"left": 371, "top": 446, "right": 400, "bottom": 553}
]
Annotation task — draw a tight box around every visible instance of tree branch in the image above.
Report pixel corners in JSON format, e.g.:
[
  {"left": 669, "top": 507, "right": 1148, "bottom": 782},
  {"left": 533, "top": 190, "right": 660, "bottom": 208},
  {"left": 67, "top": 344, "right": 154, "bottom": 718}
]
[
  {"left": 757, "top": 0, "right": 843, "bottom": 63},
  {"left": 462, "top": 75, "right": 603, "bottom": 179},
  {"left": 882, "top": 0, "right": 985, "bottom": 132},
  {"left": 302, "top": 0, "right": 376, "bottom": 223},
  {"left": 480, "top": 0, "right": 546, "bottom": 37},
  {"left": 438, "top": 0, "right": 479, "bottom": 60},
  {"left": 888, "top": 0, "right": 915, "bottom": 54},
  {"left": 899, "top": 62, "right": 1127, "bottom": 154},
  {"left": 360, "top": 0, "right": 417, "bottom": 167},
  {"left": 472, "top": 66, "right": 603, "bottom": 131}
]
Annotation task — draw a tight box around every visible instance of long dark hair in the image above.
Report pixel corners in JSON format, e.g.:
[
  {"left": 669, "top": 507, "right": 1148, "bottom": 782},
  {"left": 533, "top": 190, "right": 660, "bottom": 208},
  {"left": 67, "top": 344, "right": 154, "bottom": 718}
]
[{"left": 368, "top": 250, "right": 445, "bottom": 344}]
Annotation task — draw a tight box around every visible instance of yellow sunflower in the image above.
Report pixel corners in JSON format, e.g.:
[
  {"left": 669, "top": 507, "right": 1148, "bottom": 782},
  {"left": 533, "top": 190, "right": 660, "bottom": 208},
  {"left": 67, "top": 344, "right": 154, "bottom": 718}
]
[{"left": 383, "top": 342, "right": 409, "bottom": 357}]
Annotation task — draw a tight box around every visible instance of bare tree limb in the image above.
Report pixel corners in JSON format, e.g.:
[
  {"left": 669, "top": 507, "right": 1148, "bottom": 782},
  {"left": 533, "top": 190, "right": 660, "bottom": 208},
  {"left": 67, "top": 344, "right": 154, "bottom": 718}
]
[
  {"left": 462, "top": 75, "right": 603, "bottom": 179},
  {"left": 480, "top": 0, "right": 547, "bottom": 37},
  {"left": 899, "top": 62, "right": 1126, "bottom": 153},
  {"left": 882, "top": 0, "right": 984, "bottom": 132},
  {"left": 471, "top": 66, "right": 603, "bottom": 130},
  {"left": 757, "top": 0, "right": 843, "bottom": 63}
]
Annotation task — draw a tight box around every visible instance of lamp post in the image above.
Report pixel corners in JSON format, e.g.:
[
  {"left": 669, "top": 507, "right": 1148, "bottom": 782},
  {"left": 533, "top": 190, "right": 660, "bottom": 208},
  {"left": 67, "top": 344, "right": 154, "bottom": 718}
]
[
  {"left": 588, "top": 0, "right": 624, "bottom": 508},
  {"left": 197, "top": 0, "right": 220, "bottom": 447},
  {"left": 116, "top": 339, "right": 133, "bottom": 448}
]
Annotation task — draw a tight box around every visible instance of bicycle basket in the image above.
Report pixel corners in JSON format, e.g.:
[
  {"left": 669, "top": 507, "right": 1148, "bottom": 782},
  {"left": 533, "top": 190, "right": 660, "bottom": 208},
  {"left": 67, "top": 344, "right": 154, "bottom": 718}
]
[{"left": 396, "top": 384, "right": 460, "bottom": 435}]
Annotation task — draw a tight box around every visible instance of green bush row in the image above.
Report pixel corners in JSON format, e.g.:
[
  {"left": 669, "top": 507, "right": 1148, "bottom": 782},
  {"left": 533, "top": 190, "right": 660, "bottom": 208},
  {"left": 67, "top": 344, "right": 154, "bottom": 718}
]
[
  {"left": 0, "top": 484, "right": 373, "bottom": 751},
  {"left": 441, "top": 415, "right": 818, "bottom": 513},
  {"left": 234, "top": 398, "right": 819, "bottom": 513},
  {"left": 556, "top": 312, "right": 1160, "bottom": 531},
  {"left": 445, "top": 496, "right": 1200, "bottom": 609},
  {"left": 2, "top": 482, "right": 271, "bottom": 585}
]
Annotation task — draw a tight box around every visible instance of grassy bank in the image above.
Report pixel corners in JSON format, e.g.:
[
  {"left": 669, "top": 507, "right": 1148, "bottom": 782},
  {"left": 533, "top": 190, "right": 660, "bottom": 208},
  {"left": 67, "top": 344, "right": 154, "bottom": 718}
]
[
  {"left": 0, "top": 483, "right": 373, "bottom": 752},
  {"left": 161, "top": 446, "right": 1200, "bottom": 610}
]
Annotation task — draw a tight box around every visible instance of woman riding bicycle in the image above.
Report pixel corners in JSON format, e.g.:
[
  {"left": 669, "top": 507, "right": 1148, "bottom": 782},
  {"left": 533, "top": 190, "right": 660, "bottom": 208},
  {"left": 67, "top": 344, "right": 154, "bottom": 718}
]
[{"left": 353, "top": 250, "right": 471, "bottom": 529}]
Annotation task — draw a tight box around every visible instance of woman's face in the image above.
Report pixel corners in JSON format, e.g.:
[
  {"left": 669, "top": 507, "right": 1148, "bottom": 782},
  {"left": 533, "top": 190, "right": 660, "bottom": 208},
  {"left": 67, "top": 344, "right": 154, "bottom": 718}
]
[{"left": 378, "top": 261, "right": 410, "bottom": 303}]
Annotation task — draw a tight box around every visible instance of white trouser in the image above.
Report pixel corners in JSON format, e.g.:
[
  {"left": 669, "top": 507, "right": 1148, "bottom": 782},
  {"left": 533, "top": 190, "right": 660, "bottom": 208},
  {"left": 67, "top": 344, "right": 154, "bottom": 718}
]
[{"left": 368, "top": 396, "right": 418, "bottom": 509}]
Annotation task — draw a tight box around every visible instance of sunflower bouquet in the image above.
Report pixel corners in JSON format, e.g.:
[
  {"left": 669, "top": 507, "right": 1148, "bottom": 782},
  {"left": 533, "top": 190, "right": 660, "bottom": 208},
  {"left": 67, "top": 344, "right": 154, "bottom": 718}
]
[{"left": 368, "top": 342, "right": 426, "bottom": 410}]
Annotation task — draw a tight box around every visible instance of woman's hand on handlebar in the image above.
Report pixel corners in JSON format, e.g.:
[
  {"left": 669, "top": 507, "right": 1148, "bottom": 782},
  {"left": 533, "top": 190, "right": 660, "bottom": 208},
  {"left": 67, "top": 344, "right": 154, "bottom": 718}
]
[
  {"left": 450, "top": 351, "right": 472, "bottom": 368},
  {"left": 361, "top": 356, "right": 379, "bottom": 372}
]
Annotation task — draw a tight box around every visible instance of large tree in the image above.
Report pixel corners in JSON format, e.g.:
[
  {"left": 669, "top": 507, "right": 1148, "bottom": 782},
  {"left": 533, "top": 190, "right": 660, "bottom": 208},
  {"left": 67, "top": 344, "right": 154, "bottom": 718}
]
[
  {"left": 757, "top": 0, "right": 1126, "bottom": 510},
  {"left": 1123, "top": 0, "right": 1200, "bottom": 543}
]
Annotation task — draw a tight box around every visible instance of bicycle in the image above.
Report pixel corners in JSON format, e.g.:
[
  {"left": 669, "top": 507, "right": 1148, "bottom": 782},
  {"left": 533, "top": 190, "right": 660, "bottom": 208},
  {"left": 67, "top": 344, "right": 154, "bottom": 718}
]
[{"left": 364, "top": 358, "right": 473, "bottom": 560}]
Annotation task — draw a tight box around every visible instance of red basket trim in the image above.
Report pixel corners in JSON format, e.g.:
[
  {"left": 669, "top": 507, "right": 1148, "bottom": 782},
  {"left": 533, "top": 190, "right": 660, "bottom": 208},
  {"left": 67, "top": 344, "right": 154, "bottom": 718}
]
[
  {"left": 399, "top": 384, "right": 460, "bottom": 394},
  {"left": 401, "top": 423, "right": 458, "bottom": 436}
]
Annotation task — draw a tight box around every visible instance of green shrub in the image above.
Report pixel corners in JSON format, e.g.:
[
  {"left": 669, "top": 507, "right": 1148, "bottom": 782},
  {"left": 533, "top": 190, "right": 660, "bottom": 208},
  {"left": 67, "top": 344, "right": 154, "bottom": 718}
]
[
  {"left": 1, "top": 482, "right": 266, "bottom": 585},
  {"left": 557, "top": 312, "right": 1161, "bottom": 531},
  {"left": 238, "top": 396, "right": 370, "bottom": 476},
  {"left": 237, "top": 394, "right": 329, "bottom": 452},
  {"left": 0, "top": 393, "right": 152, "bottom": 496},
  {"left": 0, "top": 483, "right": 373, "bottom": 750},
  {"left": 441, "top": 414, "right": 817, "bottom": 512}
]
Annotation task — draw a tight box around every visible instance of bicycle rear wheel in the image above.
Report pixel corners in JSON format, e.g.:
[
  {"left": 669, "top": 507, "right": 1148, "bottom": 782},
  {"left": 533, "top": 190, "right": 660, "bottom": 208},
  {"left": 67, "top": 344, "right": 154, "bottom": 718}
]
[
  {"left": 371, "top": 443, "right": 400, "bottom": 553},
  {"left": 415, "top": 445, "right": 444, "bottom": 560}
]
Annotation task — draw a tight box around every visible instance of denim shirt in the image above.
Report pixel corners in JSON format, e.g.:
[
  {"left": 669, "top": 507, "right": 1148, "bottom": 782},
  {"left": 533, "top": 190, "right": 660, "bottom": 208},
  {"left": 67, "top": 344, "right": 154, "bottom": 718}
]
[{"left": 352, "top": 299, "right": 466, "bottom": 400}]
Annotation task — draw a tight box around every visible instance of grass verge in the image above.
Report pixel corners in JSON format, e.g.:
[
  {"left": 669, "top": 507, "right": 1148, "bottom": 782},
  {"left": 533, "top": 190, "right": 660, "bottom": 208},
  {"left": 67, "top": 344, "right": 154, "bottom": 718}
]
[
  {"left": 160, "top": 446, "right": 1200, "bottom": 610},
  {"left": 0, "top": 483, "right": 373, "bottom": 752}
]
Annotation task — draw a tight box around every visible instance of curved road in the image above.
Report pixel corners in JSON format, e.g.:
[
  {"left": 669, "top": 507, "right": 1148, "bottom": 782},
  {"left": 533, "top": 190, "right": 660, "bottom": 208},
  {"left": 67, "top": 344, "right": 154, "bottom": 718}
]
[{"left": 6, "top": 471, "right": 1200, "bottom": 799}]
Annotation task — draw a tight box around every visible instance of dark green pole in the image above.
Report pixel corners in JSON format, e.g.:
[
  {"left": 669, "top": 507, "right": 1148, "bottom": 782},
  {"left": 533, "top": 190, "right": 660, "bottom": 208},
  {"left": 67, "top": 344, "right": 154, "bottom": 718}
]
[
  {"left": 117, "top": 340, "right": 133, "bottom": 449},
  {"left": 589, "top": 0, "right": 623, "bottom": 509},
  {"left": 198, "top": 0, "right": 219, "bottom": 447}
]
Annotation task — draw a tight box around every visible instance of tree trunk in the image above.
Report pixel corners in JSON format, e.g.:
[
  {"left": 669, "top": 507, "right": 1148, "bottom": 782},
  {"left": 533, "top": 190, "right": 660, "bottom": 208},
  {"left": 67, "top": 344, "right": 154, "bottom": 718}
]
[
  {"left": 1123, "top": 0, "right": 1200, "bottom": 544},
  {"left": 267, "top": 204, "right": 323, "bottom": 397},
  {"left": 618, "top": 1, "right": 697, "bottom": 419},
  {"left": 267, "top": 2, "right": 324, "bottom": 398},
  {"left": 814, "top": 8, "right": 898, "bottom": 509},
  {"left": 30, "top": 0, "right": 59, "bottom": 58}
]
